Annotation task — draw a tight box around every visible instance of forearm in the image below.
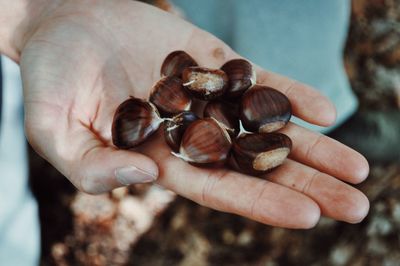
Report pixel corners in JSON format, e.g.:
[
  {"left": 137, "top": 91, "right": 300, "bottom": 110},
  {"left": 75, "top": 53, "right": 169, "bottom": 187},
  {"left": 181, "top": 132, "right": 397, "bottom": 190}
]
[{"left": 0, "top": 0, "right": 59, "bottom": 61}]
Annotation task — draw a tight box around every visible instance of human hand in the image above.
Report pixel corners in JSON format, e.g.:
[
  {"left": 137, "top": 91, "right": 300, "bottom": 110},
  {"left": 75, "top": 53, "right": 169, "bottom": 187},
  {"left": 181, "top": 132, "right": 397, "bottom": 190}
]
[{"left": 14, "top": 0, "right": 368, "bottom": 228}]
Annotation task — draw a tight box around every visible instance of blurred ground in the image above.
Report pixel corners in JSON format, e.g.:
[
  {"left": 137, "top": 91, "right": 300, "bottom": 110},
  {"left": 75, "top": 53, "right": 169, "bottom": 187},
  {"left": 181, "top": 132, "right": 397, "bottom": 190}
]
[{"left": 30, "top": 1, "right": 400, "bottom": 265}]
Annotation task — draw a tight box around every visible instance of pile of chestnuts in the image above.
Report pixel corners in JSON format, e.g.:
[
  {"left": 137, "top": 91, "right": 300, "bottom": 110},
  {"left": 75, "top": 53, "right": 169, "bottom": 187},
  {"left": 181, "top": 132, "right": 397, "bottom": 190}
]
[{"left": 112, "top": 50, "right": 293, "bottom": 175}]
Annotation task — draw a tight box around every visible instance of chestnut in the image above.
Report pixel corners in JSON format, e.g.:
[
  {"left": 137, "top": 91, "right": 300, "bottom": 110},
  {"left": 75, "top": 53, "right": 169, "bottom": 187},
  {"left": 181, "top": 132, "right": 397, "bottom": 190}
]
[
  {"left": 173, "top": 118, "right": 232, "bottom": 165},
  {"left": 149, "top": 76, "right": 192, "bottom": 117},
  {"left": 240, "top": 85, "right": 292, "bottom": 133},
  {"left": 164, "top": 111, "right": 198, "bottom": 152},
  {"left": 203, "top": 100, "right": 239, "bottom": 136},
  {"left": 220, "top": 59, "right": 256, "bottom": 98},
  {"left": 182, "top": 67, "right": 228, "bottom": 100},
  {"left": 232, "top": 133, "right": 292, "bottom": 175},
  {"left": 112, "top": 97, "right": 163, "bottom": 149},
  {"left": 160, "top": 50, "right": 198, "bottom": 78},
  {"left": 113, "top": 50, "right": 296, "bottom": 176}
]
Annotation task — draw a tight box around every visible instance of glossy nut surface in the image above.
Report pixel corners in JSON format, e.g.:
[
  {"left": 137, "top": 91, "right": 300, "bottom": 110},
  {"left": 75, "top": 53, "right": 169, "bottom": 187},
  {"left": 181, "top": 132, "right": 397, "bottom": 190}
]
[
  {"left": 164, "top": 111, "right": 198, "bottom": 152},
  {"left": 240, "top": 85, "right": 292, "bottom": 133},
  {"left": 177, "top": 118, "right": 232, "bottom": 165},
  {"left": 150, "top": 76, "right": 192, "bottom": 117},
  {"left": 112, "top": 97, "right": 162, "bottom": 149},
  {"left": 203, "top": 100, "right": 239, "bottom": 136},
  {"left": 160, "top": 50, "right": 198, "bottom": 78},
  {"left": 233, "top": 133, "right": 292, "bottom": 175},
  {"left": 182, "top": 67, "right": 228, "bottom": 100},
  {"left": 221, "top": 58, "right": 256, "bottom": 98}
]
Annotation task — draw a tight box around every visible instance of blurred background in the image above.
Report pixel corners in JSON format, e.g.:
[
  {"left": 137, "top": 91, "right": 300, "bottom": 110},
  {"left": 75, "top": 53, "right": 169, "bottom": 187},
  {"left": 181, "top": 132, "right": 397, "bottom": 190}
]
[{"left": 30, "top": 0, "right": 400, "bottom": 265}]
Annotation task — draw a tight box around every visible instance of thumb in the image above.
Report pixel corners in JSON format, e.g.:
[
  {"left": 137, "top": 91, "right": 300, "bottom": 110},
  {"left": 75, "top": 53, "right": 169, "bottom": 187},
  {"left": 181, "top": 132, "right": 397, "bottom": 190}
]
[{"left": 72, "top": 146, "right": 158, "bottom": 194}]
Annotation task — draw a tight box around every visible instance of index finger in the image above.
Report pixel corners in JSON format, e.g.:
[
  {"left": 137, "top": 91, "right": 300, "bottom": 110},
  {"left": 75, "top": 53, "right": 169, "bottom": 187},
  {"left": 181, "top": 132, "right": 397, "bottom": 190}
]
[{"left": 139, "top": 134, "right": 321, "bottom": 229}]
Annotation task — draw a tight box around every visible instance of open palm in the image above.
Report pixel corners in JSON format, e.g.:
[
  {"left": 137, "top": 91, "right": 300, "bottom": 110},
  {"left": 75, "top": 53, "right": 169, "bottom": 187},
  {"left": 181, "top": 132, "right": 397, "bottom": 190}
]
[{"left": 20, "top": 0, "right": 369, "bottom": 228}]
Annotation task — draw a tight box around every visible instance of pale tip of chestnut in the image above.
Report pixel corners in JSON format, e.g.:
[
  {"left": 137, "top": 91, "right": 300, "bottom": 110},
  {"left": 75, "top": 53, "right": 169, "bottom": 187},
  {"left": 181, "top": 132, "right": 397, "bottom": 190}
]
[
  {"left": 253, "top": 147, "right": 291, "bottom": 171},
  {"left": 240, "top": 85, "right": 292, "bottom": 133},
  {"left": 259, "top": 121, "right": 287, "bottom": 133},
  {"left": 182, "top": 67, "right": 228, "bottom": 100},
  {"left": 232, "top": 132, "right": 292, "bottom": 174},
  {"left": 182, "top": 80, "right": 195, "bottom": 87},
  {"left": 170, "top": 150, "right": 195, "bottom": 163}
]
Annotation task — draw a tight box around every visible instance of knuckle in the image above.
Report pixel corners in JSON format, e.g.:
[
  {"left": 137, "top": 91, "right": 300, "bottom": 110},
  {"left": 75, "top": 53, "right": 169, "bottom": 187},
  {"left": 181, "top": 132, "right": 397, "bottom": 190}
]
[
  {"left": 305, "top": 134, "right": 325, "bottom": 162},
  {"left": 201, "top": 169, "right": 230, "bottom": 206},
  {"left": 283, "top": 79, "right": 298, "bottom": 97},
  {"left": 249, "top": 181, "right": 269, "bottom": 218},
  {"left": 302, "top": 170, "right": 319, "bottom": 194}
]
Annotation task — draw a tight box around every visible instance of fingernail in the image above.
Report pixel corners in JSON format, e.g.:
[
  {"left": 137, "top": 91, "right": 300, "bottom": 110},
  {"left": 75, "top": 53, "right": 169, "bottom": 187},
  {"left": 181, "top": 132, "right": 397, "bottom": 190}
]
[{"left": 115, "top": 166, "right": 157, "bottom": 185}]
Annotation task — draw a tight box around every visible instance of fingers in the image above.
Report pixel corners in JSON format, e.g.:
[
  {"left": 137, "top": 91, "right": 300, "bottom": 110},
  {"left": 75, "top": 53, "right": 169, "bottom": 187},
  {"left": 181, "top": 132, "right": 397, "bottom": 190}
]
[
  {"left": 160, "top": 163, "right": 321, "bottom": 229},
  {"left": 183, "top": 29, "right": 336, "bottom": 127},
  {"left": 72, "top": 143, "right": 159, "bottom": 194},
  {"left": 140, "top": 136, "right": 321, "bottom": 229},
  {"left": 180, "top": 30, "right": 368, "bottom": 224},
  {"left": 266, "top": 160, "right": 370, "bottom": 223},
  {"left": 280, "top": 122, "right": 370, "bottom": 184}
]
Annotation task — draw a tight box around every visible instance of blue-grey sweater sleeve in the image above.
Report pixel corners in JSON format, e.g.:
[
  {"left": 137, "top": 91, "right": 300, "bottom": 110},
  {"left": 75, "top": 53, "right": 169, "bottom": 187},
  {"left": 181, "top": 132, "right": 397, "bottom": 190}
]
[
  {"left": 0, "top": 58, "right": 3, "bottom": 129},
  {"left": 171, "top": 0, "right": 358, "bottom": 133}
]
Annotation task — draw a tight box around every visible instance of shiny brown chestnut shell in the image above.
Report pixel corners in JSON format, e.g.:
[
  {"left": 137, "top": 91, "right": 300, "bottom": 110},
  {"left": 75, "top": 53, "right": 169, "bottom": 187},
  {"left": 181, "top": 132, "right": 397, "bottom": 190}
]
[
  {"left": 232, "top": 133, "right": 292, "bottom": 175},
  {"left": 149, "top": 76, "right": 192, "bottom": 117},
  {"left": 160, "top": 50, "right": 198, "bottom": 78},
  {"left": 240, "top": 85, "right": 292, "bottom": 133},
  {"left": 220, "top": 59, "right": 256, "bottom": 98},
  {"left": 182, "top": 67, "right": 228, "bottom": 100},
  {"left": 203, "top": 100, "right": 239, "bottom": 136},
  {"left": 164, "top": 111, "right": 198, "bottom": 152},
  {"left": 175, "top": 118, "right": 232, "bottom": 165},
  {"left": 112, "top": 97, "right": 162, "bottom": 149}
]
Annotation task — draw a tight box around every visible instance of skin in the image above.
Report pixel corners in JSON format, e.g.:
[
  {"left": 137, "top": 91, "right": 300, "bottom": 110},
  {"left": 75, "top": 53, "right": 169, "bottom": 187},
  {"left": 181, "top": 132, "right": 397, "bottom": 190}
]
[{"left": 1, "top": 0, "right": 370, "bottom": 229}]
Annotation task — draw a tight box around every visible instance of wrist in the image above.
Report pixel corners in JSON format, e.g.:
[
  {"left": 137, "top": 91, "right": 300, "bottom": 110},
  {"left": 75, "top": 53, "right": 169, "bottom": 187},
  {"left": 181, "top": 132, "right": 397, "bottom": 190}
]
[{"left": 0, "top": 0, "right": 61, "bottom": 61}]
